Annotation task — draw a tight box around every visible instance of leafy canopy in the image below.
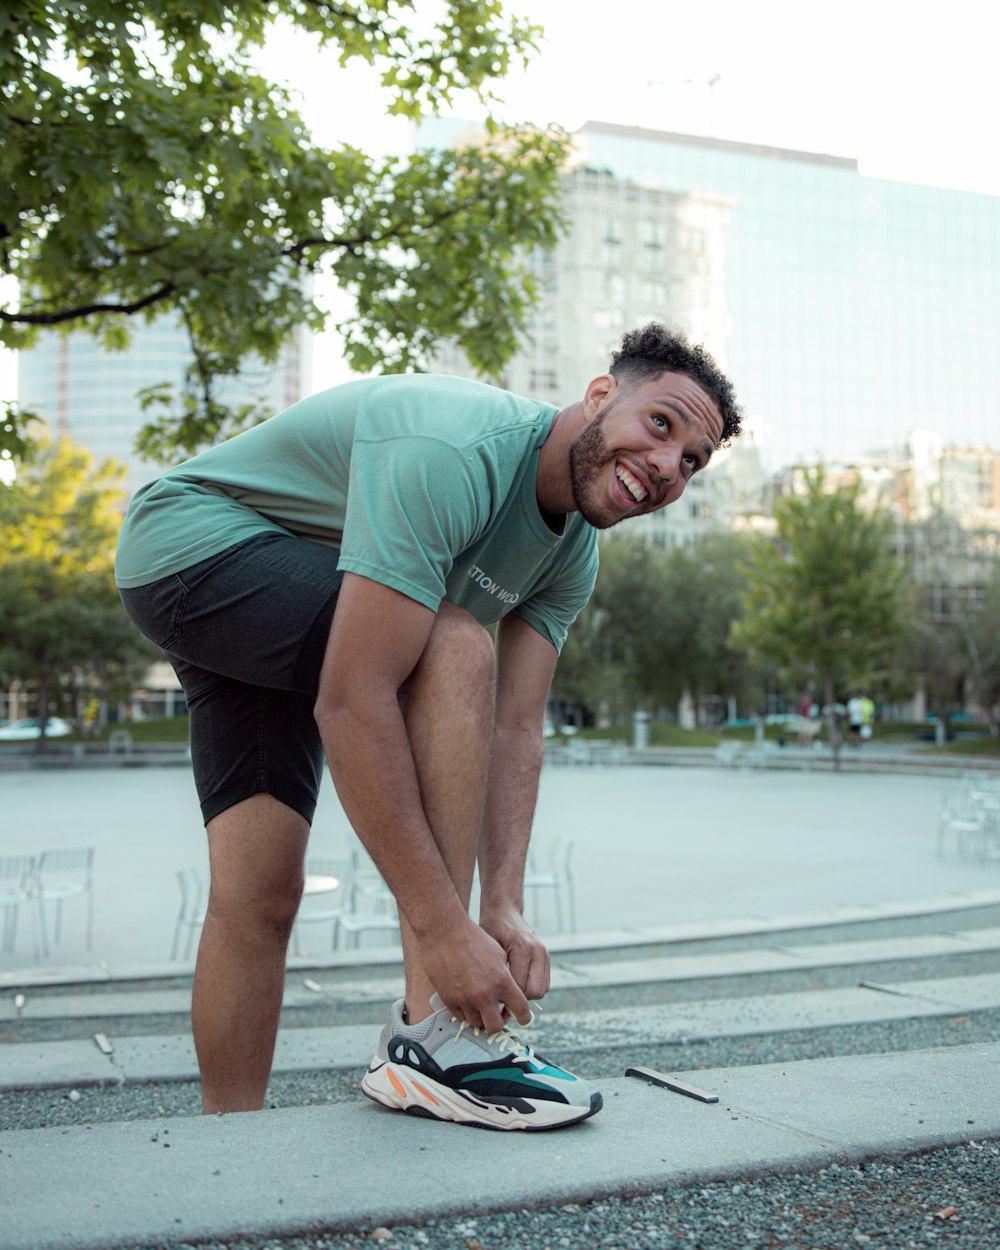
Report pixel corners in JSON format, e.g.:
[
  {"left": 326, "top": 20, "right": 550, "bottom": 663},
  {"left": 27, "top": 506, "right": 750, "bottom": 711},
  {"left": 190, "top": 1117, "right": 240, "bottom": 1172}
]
[
  {"left": 553, "top": 533, "right": 755, "bottom": 724},
  {"left": 0, "top": 437, "right": 158, "bottom": 729},
  {"left": 730, "top": 470, "right": 911, "bottom": 700},
  {"left": 1, "top": 1, "right": 569, "bottom": 457}
]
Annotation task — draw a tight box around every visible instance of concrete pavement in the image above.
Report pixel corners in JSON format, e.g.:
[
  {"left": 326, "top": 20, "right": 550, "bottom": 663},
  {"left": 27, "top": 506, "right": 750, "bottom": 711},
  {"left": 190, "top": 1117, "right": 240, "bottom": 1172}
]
[{"left": 3, "top": 1043, "right": 998, "bottom": 1250}]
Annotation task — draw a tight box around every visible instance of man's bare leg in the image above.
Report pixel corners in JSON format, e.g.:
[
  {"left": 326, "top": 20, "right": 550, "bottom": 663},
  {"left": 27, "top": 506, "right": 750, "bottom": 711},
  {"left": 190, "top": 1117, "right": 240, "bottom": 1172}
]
[
  {"left": 396, "top": 602, "right": 496, "bottom": 1023},
  {"left": 192, "top": 793, "right": 309, "bottom": 1113}
]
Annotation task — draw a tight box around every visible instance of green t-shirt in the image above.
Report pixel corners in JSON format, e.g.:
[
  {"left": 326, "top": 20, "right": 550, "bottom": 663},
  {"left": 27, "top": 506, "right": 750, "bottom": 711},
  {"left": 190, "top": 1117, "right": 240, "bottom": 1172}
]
[{"left": 115, "top": 374, "right": 599, "bottom": 652}]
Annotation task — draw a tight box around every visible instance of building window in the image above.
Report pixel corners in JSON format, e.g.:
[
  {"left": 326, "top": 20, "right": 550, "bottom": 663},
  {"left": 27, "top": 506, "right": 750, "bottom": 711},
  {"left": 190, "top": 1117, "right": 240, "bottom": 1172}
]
[
  {"left": 640, "top": 219, "right": 667, "bottom": 249},
  {"left": 639, "top": 280, "right": 667, "bottom": 306},
  {"left": 606, "top": 272, "right": 626, "bottom": 305},
  {"left": 602, "top": 216, "right": 624, "bottom": 244}
]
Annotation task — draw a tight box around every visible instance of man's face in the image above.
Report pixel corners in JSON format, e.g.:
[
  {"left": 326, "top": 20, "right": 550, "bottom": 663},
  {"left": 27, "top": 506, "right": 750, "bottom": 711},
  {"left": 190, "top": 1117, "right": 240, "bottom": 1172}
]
[{"left": 569, "top": 371, "right": 724, "bottom": 529}]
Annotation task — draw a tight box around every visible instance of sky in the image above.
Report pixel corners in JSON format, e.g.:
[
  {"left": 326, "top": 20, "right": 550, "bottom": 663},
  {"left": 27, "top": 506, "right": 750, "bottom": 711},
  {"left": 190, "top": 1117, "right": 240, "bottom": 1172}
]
[
  {"left": 3, "top": 0, "right": 998, "bottom": 399},
  {"left": 261, "top": 0, "right": 1000, "bottom": 197}
]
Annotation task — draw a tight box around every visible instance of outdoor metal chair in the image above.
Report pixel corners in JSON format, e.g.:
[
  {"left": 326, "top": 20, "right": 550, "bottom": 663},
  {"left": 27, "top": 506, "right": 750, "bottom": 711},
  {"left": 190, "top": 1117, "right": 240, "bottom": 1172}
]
[
  {"left": 0, "top": 855, "right": 38, "bottom": 958},
  {"left": 337, "top": 903, "right": 401, "bottom": 948},
  {"left": 35, "top": 847, "right": 95, "bottom": 956},
  {"left": 335, "top": 846, "right": 400, "bottom": 948},
  {"left": 524, "top": 835, "right": 577, "bottom": 933},
  {"left": 939, "top": 778, "right": 1000, "bottom": 863},
  {"left": 292, "top": 856, "right": 349, "bottom": 957},
  {"left": 171, "top": 865, "right": 207, "bottom": 961}
]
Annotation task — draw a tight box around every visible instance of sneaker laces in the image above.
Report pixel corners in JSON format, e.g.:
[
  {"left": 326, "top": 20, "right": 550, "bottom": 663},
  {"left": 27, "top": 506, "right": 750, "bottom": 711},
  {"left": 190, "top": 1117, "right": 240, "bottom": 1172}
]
[{"left": 451, "top": 1004, "right": 541, "bottom": 1060}]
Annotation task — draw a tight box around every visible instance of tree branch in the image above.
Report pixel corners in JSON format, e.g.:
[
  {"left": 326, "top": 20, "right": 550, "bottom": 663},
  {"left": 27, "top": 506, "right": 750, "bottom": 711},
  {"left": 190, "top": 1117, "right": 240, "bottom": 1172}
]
[
  {"left": 1, "top": 283, "right": 178, "bottom": 326},
  {"left": 284, "top": 191, "right": 494, "bottom": 259}
]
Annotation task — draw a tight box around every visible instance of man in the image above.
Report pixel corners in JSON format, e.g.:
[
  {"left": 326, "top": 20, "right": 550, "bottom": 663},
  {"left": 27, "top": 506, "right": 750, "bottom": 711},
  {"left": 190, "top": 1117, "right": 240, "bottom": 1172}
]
[
  {"left": 860, "top": 693, "right": 876, "bottom": 743},
  {"left": 116, "top": 322, "right": 741, "bottom": 1130},
  {"left": 847, "top": 693, "right": 865, "bottom": 745}
]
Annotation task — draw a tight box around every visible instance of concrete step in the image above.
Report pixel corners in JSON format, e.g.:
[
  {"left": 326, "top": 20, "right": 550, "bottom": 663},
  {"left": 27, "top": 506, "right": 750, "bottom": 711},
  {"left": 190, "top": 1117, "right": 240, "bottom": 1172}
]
[
  {"left": 6, "top": 924, "right": 999, "bottom": 1022},
  {"left": 7, "top": 888, "right": 1000, "bottom": 990},
  {"left": 2, "top": 1042, "right": 997, "bottom": 1250},
  {"left": 4, "top": 971, "right": 998, "bottom": 1092}
]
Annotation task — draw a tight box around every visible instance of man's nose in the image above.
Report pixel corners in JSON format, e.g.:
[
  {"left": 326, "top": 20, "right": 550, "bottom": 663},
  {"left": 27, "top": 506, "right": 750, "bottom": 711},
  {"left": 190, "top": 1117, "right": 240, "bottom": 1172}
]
[{"left": 650, "top": 445, "right": 683, "bottom": 484}]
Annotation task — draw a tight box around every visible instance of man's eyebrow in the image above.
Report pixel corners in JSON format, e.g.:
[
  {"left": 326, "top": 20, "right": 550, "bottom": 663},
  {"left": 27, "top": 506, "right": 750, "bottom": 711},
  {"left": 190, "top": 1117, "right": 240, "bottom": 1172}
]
[{"left": 655, "top": 398, "right": 692, "bottom": 427}]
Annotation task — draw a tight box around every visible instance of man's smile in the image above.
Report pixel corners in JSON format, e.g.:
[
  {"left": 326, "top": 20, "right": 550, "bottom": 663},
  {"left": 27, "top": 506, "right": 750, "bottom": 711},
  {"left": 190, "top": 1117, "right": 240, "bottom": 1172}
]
[{"left": 614, "top": 461, "right": 649, "bottom": 505}]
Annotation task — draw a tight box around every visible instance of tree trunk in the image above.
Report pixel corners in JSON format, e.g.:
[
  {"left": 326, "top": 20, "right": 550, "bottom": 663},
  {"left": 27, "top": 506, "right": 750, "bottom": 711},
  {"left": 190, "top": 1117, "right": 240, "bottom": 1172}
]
[
  {"left": 35, "top": 670, "right": 50, "bottom": 754},
  {"left": 825, "top": 674, "right": 841, "bottom": 772}
]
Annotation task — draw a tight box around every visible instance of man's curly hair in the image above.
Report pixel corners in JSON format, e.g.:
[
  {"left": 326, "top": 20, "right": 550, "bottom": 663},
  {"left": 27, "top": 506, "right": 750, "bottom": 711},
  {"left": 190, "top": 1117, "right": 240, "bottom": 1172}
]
[{"left": 609, "top": 323, "right": 743, "bottom": 446}]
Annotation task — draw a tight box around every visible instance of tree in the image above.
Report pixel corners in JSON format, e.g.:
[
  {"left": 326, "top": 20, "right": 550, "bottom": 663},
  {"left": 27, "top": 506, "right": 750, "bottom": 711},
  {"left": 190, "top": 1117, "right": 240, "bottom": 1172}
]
[
  {"left": 885, "top": 513, "right": 1000, "bottom": 734},
  {"left": 1, "top": 2, "right": 569, "bottom": 458},
  {"left": 656, "top": 533, "right": 759, "bottom": 724},
  {"left": 730, "top": 471, "right": 911, "bottom": 766},
  {"left": 962, "top": 572, "right": 1000, "bottom": 734},
  {"left": 906, "top": 564, "right": 1000, "bottom": 737},
  {"left": 552, "top": 532, "right": 756, "bottom": 729},
  {"left": 0, "top": 436, "right": 158, "bottom": 744}
]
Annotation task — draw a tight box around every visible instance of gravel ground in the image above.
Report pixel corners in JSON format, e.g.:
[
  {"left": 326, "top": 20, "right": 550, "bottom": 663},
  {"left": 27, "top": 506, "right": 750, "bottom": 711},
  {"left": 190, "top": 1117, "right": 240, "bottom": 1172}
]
[{"left": 4, "top": 1007, "right": 999, "bottom": 1131}]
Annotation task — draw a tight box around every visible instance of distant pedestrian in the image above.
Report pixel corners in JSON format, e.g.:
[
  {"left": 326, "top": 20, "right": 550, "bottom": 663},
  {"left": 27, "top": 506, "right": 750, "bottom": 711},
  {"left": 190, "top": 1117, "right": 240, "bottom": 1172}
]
[
  {"left": 860, "top": 694, "right": 876, "bottom": 742},
  {"left": 847, "top": 694, "right": 864, "bottom": 745}
]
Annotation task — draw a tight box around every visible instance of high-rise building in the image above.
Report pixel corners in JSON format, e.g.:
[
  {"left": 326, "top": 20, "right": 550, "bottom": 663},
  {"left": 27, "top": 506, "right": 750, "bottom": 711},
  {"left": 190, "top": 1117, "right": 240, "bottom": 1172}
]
[
  {"left": 422, "top": 118, "right": 1000, "bottom": 480},
  {"left": 17, "top": 314, "right": 312, "bottom": 497}
]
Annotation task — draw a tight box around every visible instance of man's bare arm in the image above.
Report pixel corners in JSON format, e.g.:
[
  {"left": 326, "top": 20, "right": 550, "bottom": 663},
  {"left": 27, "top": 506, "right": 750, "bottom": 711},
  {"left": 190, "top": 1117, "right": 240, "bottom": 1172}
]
[
  {"left": 313, "top": 572, "right": 529, "bottom": 1031},
  {"left": 478, "top": 613, "right": 559, "bottom": 1005}
]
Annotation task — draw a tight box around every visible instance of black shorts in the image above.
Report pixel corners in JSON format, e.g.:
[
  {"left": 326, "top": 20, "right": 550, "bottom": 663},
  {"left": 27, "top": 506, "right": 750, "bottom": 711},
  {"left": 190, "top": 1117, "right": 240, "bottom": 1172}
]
[{"left": 119, "top": 532, "right": 344, "bottom": 825}]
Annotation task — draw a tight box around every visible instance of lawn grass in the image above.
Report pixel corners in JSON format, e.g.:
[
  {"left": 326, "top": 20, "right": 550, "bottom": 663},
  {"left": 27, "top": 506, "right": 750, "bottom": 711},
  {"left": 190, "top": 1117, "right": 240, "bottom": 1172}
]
[
  {"left": 0, "top": 717, "right": 191, "bottom": 747},
  {"left": 89, "top": 717, "right": 191, "bottom": 744},
  {"left": 565, "top": 723, "right": 722, "bottom": 747},
  {"left": 917, "top": 734, "right": 1000, "bottom": 758}
]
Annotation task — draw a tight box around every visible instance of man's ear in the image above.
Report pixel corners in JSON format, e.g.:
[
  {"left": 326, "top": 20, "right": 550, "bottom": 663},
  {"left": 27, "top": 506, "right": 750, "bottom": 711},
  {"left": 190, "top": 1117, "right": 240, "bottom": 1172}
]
[{"left": 582, "top": 374, "right": 617, "bottom": 418}]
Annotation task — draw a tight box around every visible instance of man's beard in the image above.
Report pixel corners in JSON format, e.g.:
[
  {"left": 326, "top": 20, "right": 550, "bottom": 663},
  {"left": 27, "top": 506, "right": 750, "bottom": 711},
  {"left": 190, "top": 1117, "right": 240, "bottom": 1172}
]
[{"left": 569, "top": 401, "right": 621, "bottom": 530}]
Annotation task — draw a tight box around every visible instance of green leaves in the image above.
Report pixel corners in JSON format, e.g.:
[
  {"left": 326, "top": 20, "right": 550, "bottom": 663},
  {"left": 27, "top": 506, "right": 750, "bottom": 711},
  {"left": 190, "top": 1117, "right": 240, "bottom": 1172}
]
[
  {"left": 0, "top": 436, "right": 158, "bottom": 720},
  {"left": 2, "top": 2, "right": 568, "bottom": 458},
  {"left": 553, "top": 533, "right": 754, "bottom": 725},
  {"left": 730, "top": 470, "right": 911, "bottom": 697}
]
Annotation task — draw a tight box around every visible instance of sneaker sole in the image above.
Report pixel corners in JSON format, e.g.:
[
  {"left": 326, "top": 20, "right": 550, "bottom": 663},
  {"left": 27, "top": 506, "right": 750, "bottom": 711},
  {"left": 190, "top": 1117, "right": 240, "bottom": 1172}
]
[{"left": 361, "top": 1062, "right": 602, "bottom": 1131}]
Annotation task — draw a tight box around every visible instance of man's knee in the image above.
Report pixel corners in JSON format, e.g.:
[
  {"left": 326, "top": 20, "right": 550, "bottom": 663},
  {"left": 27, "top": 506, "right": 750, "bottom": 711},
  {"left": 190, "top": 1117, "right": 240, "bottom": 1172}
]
[
  {"left": 403, "top": 602, "right": 496, "bottom": 707},
  {"left": 206, "top": 870, "right": 304, "bottom": 936},
  {"left": 204, "top": 795, "right": 309, "bottom": 930}
]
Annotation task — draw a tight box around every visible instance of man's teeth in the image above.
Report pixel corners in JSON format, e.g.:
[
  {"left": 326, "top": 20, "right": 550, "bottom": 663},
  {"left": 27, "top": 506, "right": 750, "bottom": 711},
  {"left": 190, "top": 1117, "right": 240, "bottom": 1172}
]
[{"left": 616, "top": 465, "right": 648, "bottom": 502}]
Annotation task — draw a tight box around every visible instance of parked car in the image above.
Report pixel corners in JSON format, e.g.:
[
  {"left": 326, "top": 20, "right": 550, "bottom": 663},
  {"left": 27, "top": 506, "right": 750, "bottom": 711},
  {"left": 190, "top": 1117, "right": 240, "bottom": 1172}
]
[{"left": 0, "top": 716, "right": 73, "bottom": 740}]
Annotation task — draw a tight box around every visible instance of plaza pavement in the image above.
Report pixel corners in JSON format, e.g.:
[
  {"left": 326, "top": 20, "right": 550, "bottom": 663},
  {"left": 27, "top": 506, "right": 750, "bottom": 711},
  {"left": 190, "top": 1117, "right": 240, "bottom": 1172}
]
[
  {"left": 4, "top": 756, "right": 1000, "bottom": 1249},
  {"left": 2, "top": 755, "right": 999, "bottom": 979}
]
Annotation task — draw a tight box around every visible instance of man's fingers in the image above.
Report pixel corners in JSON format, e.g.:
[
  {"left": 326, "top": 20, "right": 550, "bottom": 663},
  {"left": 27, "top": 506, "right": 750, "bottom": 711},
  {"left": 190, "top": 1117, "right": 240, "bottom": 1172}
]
[
  {"left": 523, "top": 948, "right": 550, "bottom": 1002},
  {"left": 504, "top": 982, "right": 532, "bottom": 1028},
  {"left": 507, "top": 944, "right": 532, "bottom": 993}
]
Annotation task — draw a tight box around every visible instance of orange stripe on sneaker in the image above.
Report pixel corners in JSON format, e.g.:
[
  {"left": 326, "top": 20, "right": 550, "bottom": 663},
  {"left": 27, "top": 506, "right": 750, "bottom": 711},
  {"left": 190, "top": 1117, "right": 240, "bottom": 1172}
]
[
  {"left": 388, "top": 1068, "right": 407, "bottom": 1098},
  {"left": 411, "top": 1080, "right": 439, "bottom": 1106}
]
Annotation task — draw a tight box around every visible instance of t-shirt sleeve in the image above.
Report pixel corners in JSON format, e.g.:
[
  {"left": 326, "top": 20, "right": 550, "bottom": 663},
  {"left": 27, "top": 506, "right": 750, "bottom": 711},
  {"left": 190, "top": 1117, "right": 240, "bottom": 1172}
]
[
  {"left": 337, "top": 435, "right": 486, "bottom": 610},
  {"left": 514, "top": 537, "right": 600, "bottom": 653}
]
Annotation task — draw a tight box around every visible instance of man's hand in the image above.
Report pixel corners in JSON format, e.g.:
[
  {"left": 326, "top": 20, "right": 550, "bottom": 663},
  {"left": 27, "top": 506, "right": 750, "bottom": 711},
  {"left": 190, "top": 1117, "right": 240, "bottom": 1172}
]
[
  {"left": 419, "top": 916, "right": 532, "bottom": 1034},
  {"left": 480, "top": 900, "right": 551, "bottom": 1009}
]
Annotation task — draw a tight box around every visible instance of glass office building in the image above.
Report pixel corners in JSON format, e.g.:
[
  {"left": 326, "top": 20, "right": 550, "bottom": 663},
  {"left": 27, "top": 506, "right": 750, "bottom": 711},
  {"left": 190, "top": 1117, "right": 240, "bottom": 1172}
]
[
  {"left": 577, "top": 122, "right": 1000, "bottom": 468},
  {"left": 423, "top": 118, "right": 1000, "bottom": 472}
]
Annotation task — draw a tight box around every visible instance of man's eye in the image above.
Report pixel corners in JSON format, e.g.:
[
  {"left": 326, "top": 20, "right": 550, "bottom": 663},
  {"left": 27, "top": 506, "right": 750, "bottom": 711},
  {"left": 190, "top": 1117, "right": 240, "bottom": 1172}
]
[{"left": 652, "top": 415, "right": 668, "bottom": 430}]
